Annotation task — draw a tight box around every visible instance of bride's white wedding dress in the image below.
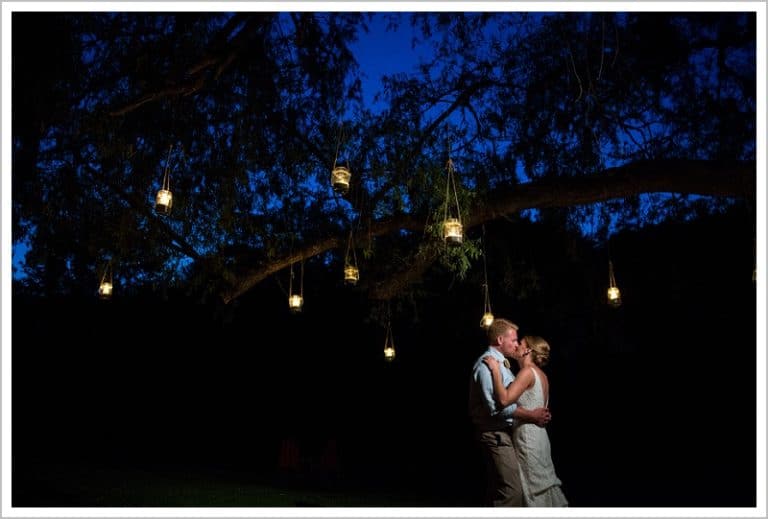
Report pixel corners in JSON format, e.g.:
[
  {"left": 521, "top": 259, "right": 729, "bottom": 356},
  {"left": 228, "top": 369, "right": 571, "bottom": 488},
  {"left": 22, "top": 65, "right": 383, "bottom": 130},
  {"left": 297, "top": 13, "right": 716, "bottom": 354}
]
[{"left": 513, "top": 368, "right": 569, "bottom": 507}]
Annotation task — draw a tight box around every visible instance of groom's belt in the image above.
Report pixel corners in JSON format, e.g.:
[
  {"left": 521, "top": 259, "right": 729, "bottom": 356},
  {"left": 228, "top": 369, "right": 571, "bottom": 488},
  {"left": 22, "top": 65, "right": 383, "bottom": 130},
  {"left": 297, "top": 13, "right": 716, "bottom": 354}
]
[{"left": 476, "top": 427, "right": 513, "bottom": 435}]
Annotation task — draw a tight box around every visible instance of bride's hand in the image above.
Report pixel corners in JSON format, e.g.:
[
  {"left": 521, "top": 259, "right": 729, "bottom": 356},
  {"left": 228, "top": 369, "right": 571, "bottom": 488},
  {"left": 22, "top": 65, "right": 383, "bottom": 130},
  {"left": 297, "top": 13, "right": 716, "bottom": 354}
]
[{"left": 482, "top": 355, "right": 499, "bottom": 369}]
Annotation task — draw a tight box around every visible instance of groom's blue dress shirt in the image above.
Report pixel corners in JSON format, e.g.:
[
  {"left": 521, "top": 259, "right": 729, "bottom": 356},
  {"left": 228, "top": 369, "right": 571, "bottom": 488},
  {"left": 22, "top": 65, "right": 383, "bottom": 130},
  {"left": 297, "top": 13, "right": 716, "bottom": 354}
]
[{"left": 469, "top": 347, "right": 517, "bottom": 432}]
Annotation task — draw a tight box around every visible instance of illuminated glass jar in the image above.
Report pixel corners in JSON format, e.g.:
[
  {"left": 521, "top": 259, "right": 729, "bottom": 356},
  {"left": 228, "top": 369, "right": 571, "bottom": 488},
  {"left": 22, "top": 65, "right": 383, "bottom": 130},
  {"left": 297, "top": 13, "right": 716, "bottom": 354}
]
[
  {"left": 344, "top": 265, "right": 359, "bottom": 285},
  {"left": 443, "top": 218, "right": 463, "bottom": 245},
  {"left": 384, "top": 324, "right": 396, "bottom": 362},
  {"left": 98, "top": 280, "right": 113, "bottom": 300},
  {"left": 480, "top": 312, "right": 494, "bottom": 329},
  {"left": 331, "top": 166, "right": 351, "bottom": 195},
  {"left": 155, "top": 189, "right": 173, "bottom": 216},
  {"left": 289, "top": 294, "right": 303, "bottom": 313},
  {"left": 607, "top": 286, "right": 622, "bottom": 307}
]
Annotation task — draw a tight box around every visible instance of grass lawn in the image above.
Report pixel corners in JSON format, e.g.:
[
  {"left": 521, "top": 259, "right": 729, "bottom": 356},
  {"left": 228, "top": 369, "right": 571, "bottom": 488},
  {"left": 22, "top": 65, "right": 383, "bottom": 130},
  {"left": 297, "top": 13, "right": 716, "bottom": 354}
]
[{"left": 13, "top": 461, "right": 443, "bottom": 507}]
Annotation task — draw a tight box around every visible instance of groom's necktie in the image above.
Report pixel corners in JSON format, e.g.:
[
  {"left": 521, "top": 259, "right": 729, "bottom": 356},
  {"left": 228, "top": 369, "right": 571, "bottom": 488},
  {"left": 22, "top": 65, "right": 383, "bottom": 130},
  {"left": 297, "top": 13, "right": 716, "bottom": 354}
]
[{"left": 503, "top": 359, "right": 511, "bottom": 369}]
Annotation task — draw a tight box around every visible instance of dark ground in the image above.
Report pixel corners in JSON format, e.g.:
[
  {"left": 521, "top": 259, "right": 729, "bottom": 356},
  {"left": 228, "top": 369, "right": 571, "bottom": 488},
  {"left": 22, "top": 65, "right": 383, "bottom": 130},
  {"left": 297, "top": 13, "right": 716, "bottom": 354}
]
[{"left": 10, "top": 208, "right": 759, "bottom": 507}]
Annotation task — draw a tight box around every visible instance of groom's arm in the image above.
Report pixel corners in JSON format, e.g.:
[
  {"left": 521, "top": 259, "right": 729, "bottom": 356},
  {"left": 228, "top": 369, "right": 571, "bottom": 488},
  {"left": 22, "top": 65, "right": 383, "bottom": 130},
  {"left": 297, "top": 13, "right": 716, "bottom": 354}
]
[
  {"left": 513, "top": 406, "right": 551, "bottom": 427},
  {"left": 476, "top": 364, "right": 517, "bottom": 422},
  {"left": 475, "top": 363, "right": 550, "bottom": 427}
]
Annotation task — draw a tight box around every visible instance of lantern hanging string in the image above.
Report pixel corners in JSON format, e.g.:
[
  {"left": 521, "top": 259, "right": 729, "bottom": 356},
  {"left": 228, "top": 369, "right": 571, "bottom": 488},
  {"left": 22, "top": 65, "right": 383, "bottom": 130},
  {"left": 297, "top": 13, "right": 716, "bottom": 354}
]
[
  {"left": 100, "top": 261, "right": 112, "bottom": 285},
  {"left": 333, "top": 123, "right": 346, "bottom": 168},
  {"left": 444, "top": 157, "right": 461, "bottom": 224},
  {"left": 608, "top": 260, "right": 618, "bottom": 288},
  {"left": 482, "top": 225, "right": 492, "bottom": 314},
  {"left": 289, "top": 261, "right": 294, "bottom": 296},
  {"left": 385, "top": 301, "right": 394, "bottom": 347},
  {"left": 288, "top": 258, "right": 304, "bottom": 298},
  {"left": 606, "top": 234, "right": 616, "bottom": 287},
  {"left": 162, "top": 144, "right": 174, "bottom": 191},
  {"left": 346, "top": 228, "right": 358, "bottom": 268},
  {"left": 299, "top": 258, "right": 304, "bottom": 297}
]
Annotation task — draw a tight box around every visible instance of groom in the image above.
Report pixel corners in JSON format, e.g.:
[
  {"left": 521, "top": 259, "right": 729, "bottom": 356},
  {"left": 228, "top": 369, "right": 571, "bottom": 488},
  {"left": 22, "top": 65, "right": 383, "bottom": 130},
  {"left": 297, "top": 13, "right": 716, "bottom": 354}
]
[{"left": 468, "top": 318, "right": 551, "bottom": 506}]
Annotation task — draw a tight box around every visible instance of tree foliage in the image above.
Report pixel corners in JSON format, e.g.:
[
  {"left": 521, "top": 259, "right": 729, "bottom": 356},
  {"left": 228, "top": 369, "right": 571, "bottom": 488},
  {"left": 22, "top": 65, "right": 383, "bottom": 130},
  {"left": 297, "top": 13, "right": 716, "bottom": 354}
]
[{"left": 11, "top": 11, "right": 756, "bottom": 303}]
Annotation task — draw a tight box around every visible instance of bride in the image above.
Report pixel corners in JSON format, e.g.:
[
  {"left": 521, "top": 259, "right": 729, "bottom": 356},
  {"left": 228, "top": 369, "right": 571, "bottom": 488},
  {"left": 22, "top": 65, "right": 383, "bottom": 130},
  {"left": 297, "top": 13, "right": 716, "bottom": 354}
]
[{"left": 483, "top": 335, "right": 568, "bottom": 507}]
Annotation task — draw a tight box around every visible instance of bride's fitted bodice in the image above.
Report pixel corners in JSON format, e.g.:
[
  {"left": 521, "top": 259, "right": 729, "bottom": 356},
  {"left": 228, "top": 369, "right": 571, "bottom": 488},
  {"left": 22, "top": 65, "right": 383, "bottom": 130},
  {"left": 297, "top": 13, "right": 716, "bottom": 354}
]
[
  {"left": 516, "top": 367, "right": 546, "bottom": 409},
  {"left": 513, "top": 368, "right": 550, "bottom": 451}
]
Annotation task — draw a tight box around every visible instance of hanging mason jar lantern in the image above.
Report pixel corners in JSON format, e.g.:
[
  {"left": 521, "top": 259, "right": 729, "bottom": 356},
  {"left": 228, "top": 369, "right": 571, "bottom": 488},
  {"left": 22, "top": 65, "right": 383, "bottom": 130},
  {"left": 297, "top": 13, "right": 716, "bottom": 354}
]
[
  {"left": 98, "top": 279, "right": 113, "bottom": 299},
  {"left": 443, "top": 218, "right": 463, "bottom": 245},
  {"left": 155, "top": 188, "right": 173, "bottom": 215},
  {"left": 384, "top": 322, "right": 396, "bottom": 362},
  {"left": 344, "top": 265, "right": 359, "bottom": 285},
  {"left": 383, "top": 303, "right": 396, "bottom": 362},
  {"left": 479, "top": 236, "right": 494, "bottom": 328},
  {"left": 384, "top": 343, "right": 396, "bottom": 362},
  {"left": 331, "top": 164, "right": 351, "bottom": 195},
  {"left": 480, "top": 311, "right": 495, "bottom": 329},
  {"left": 155, "top": 145, "right": 174, "bottom": 216},
  {"left": 288, "top": 260, "right": 304, "bottom": 313},
  {"left": 288, "top": 294, "right": 303, "bottom": 313},
  {"left": 442, "top": 158, "right": 463, "bottom": 246},
  {"left": 607, "top": 260, "right": 622, "bottom": 307},
  {"left": 331, "top": 124, "right": 352, "bottom": 195},
  {"left": 98, "top": 263, "right": 113, "bottom": 300},
  {"left": 344, "top": 228, "right": 360, "bottom": 285}
]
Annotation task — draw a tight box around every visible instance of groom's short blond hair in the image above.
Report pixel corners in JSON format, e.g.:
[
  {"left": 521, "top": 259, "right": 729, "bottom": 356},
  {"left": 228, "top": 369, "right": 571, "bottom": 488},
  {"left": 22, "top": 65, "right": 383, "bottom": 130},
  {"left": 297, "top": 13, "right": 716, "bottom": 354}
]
[{"left": 487, "top": 318, "right": 519, "bottom": 344}]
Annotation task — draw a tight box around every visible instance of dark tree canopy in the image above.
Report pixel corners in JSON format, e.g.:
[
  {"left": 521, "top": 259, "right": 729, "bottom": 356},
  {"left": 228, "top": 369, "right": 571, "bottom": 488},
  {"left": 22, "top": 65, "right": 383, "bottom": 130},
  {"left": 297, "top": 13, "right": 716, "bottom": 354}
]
[{"left": 11, "top": 11, "right": 756, "bottom": 306}]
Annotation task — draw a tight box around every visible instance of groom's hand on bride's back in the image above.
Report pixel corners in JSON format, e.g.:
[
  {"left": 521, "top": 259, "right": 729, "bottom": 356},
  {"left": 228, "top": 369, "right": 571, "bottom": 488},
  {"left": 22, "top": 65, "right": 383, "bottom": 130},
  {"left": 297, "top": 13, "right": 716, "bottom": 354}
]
[
  {"left": 516, "top": 406, "right": 551, "bottom": 427},
  {"left": 531, "top": 407, "right": 551, "bottom": 427}
]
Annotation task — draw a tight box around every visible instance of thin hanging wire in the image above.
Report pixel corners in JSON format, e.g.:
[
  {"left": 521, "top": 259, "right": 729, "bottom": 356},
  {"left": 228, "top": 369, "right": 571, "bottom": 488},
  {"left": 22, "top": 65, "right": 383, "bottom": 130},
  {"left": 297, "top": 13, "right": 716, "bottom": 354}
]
[
  {"left": 288, "top": 259, "right": 305, "bottom": 297},
  {"left": 606, "top": 228, "right": 620, "bottom": 288},
  {"left": 482, "top": 225, "right": 492, "bottom": 315},
  {"left": 333, "top": 123, "right": 345, "bottom": 169},
  {"left": 288, "top": 259, "right": 304, "bottom": 299},
  {"left": 100, "top": 261, "right": 112, "bottom": 286},
  {"left": 162, "top": 144, "right": 174, "bottom": 191},
  {"left": 451, "top": 161, "right": 461, "bottom": 221},
  {"left": 608, "top": 259, "right": 618, "bottom": 288},
  {"left": 345, "top": 228, "right": 358, "bottom": 268},
  {"left": 385, "top": 301, "right": 394, "bottom": 348},
  {"left": 288, "top": 232, "right": 297, "bottom": 297},
  {"left": 289, "top": 261, "right": 294, "bottom": 296},
  {"left": 299, "top": 258, "right": 304, "bottom": 297},
  {"left": 443, "top": 157, "right": 461, "bottom": 224}
]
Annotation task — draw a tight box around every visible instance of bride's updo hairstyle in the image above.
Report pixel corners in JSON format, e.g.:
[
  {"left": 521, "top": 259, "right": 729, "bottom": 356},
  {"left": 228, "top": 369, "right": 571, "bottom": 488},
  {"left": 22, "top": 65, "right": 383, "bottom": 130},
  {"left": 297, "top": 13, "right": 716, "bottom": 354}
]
[{"left": 525, "top": 335, "right": 551, "bottom": 367}]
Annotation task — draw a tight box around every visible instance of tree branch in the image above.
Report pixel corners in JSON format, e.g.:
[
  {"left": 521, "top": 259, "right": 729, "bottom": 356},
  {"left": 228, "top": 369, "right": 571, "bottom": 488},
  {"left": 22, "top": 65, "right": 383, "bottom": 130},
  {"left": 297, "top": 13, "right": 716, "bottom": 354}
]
[
  {"left": 220, "top": 215, "right": 424, "bottom": 303},
  {"left": 109, "top": 14, "right": 263, "bottom": 117},
  {"left": 469, "top": 159, "right": 754, "bottom": 225},
  {"left": 366, "top": 246, "right": 441, "bottom": 301},
  {"left": 218, "top": 158, "right": 754, "bottom": 304},
  {"left": 85, "top": 164, "right": 202, "bottom": 261}
]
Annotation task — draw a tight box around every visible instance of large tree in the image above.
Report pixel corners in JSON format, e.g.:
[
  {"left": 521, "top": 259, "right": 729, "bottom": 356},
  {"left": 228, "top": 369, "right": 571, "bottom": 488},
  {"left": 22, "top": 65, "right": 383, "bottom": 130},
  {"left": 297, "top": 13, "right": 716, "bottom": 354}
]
[{"left": 11, "top": 11, "right": 756, "bottom": 304}]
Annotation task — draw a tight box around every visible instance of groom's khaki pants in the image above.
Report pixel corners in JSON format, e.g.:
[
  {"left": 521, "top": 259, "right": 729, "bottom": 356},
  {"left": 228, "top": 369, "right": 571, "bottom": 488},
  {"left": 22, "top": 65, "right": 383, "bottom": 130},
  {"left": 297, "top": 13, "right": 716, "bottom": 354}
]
[{"left": 477, "top": 429, "right": 523, "bottom": 507}]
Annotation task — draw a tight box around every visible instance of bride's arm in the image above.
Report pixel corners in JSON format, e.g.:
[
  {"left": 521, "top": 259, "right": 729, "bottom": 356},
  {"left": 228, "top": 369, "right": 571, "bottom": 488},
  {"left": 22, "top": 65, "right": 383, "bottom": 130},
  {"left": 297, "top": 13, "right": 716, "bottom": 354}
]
[{"left": 490, "top": 366, "right": 535, "bottom": 407}]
